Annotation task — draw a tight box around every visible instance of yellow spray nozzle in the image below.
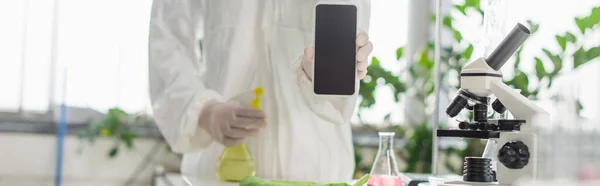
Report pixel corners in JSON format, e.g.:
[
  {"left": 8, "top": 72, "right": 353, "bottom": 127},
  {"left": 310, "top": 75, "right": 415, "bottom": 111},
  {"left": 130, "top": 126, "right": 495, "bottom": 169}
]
[
  {"left": 251, "top": 100, "right": 261, "bottom": 109},
  {"left": 254, "top": 87, "right": 264, "bottom": 96},
  {"left": 251, "top": 87, "right": 264, "bottom": 109}
]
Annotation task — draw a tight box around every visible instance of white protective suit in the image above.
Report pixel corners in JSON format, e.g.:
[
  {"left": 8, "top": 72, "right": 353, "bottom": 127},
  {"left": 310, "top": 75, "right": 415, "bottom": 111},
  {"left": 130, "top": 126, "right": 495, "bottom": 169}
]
[{"left": 148, "top": 0, "right": 371, "bottom": 183}]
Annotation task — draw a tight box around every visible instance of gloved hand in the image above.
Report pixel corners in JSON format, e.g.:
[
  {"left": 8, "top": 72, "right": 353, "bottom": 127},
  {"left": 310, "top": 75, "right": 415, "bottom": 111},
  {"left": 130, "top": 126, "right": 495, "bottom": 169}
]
[
  {"left": 302, "top": 29, "right": 374, "bottom": 81},
  {"left": 198, "top": 100, "right": 267, "bottom": 146}
]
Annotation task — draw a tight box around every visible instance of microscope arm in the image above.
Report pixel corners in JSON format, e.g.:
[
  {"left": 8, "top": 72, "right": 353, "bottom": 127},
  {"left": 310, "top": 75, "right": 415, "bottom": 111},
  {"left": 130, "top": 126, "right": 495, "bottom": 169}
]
[{"left": 490, "top": 80, "right": 549, "bottom": 133}]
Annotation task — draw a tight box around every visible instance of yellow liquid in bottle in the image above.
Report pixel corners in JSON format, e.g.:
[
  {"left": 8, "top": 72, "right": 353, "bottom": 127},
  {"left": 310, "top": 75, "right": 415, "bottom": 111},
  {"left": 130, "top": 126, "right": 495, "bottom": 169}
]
[
  {"left": 216, "top": 143, "right": 256, "bottom": 182},
  {"left": 217, "top": 87, "right": 263, "bottom": 182}
]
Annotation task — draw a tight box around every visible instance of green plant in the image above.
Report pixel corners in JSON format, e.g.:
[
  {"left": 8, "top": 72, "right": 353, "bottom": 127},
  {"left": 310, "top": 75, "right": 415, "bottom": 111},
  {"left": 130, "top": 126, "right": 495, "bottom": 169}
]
[
  {"left": 519, "top": 7, "right": 600, "bottom": 114},
  {"left": 358, "top": 56, "right": 406, "bottom": 118},
  {"left": 77, "top": 108, "right": 138, "bottom": 158},
  {"left": 401, "top": 122, "right": 433, "bottom": 173}
]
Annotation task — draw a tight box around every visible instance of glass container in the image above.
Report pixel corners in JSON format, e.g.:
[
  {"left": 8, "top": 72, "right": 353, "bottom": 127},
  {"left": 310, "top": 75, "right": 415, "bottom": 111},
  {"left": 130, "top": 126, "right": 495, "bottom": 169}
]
[{"left": 368, "top": 132, "right": 403, "bottom": 186}]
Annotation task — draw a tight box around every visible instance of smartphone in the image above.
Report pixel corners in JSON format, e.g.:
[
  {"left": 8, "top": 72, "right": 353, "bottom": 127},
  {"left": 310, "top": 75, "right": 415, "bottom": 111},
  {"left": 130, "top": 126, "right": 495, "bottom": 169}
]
[{"left": 313, "top": 3, "right": 358, "bottom": 96}]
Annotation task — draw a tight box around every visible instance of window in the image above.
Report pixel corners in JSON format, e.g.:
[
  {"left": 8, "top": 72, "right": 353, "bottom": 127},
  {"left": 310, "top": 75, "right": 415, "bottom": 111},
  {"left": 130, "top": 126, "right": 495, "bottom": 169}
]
[{"left": 0, "top": 0, "right": 153, "bottom": 114}]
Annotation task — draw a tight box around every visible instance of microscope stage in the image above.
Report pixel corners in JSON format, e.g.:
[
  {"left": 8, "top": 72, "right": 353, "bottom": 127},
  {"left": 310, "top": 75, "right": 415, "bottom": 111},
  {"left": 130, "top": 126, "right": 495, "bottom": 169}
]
[{"left": 437, "top": 129, "right": 500, "bottom": 139}]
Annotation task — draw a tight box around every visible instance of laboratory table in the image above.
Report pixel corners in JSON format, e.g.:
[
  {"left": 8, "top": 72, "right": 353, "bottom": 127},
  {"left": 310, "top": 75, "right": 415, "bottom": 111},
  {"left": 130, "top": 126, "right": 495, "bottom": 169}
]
[{"left": 156, "top": 175, "right": 359, "bottom": 186}]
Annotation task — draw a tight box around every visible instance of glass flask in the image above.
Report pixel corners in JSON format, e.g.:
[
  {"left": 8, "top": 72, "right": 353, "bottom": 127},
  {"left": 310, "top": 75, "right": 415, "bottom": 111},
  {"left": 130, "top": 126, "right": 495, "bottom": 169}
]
[
  {"left": 368, "top": 132, "right": 403, "bottom": 186},
  {"left": 216, "top": 87, "right": 263, "bottom": 182}
]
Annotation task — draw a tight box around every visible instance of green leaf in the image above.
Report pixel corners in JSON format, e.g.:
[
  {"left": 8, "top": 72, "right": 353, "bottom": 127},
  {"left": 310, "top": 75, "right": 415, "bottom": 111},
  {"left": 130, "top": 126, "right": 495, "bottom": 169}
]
[
  {"left": 427, "top": 42, "right": 435, "bottom": 50},
  {"left": 535, "top": 57, "right": 546, "bottom": 80},
  {"left": 573, "top": 46, "right": 600, "bottom": 68},
  {"left": 452, "top": 30, "right": 463, "bottom": 42},
  {"left": 526, "top": 20, "right": 539, "bottom": 34},
  {"left": 542, "top": 49, "right": 561, "bottom": 64},
  {"left": 513, "top": 72, "right": 529, "bottom": 93},
  {"left": 417, "top": 51, "right": 434, "bottom": 70},
  {"left": 359, "top": 79, "right": 376, "bottom": 107},
  {"left": 464, "top": 0, "right": 480, "bottom": 8},
  {"left": 552, "top": 55, "right": 563, "bottom": 75},
  {"left": 454, "top": 5, "right": 467, "bottom": 15},
  {"left": 105, "top": 108, "right": 127, "bottom": 132},
  {"left": 588, "top": 46, "right": 600, "bottom": 60},
  {"left": 591, "top": 7, "right": 600, "bottom": 25},
  {"left": 573, "top": 47, "right": 588, "bottom": 68},
  {"left": 565, "top": 32, "right": 577, "bottom": 43},
  {"left": 541, "top": 49, "right": 563, "bottom": 75},
  {"left": 108, "top": 108, "right": 127, "bottom": 116},
  {"left": 476, "top": 8, "right": 484, "bottom": 17},
  {"left": 555, "top": 35, "right": 567, "bottom": 50},
  {"left": 513, "top": 48, "right": 523, "bottom": 69},
  {"left": 546, "top": 76, "right": 554, "bottom": 88},
  {"left": 120, "top": 129, "right": 138, "bottom": 149},
  {"left": 371, "top": 56, "right": 380, "bottom": 65},
  {"left": 443, "top": 16, "right": 453, "bottom": 28},
  {"left": 359, "top": 56, "right": 392, "bottom": 108},
  {"left": 463, "top": 44, "right": 474, "bottom": 60},
  {"left": 396, "top": 48, "right": 404, "bottom": 60},
  {"left": 575, "top": 17, "right": 587, "bottom": 33},
  {"left": 351, "top": 174, "right": 370, "bottom": 186},
  {"left": 108, "top": 147, "right": 119, "bottom": 158},
  {"left": 393, "top": 80, "right": 407, "bottom": 93}
]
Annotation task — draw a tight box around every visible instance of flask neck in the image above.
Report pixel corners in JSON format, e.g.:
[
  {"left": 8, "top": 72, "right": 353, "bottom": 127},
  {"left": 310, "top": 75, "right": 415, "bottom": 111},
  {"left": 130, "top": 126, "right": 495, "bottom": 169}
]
[{"left": 378, "top": 135, "right": 394, "bottom": 152}]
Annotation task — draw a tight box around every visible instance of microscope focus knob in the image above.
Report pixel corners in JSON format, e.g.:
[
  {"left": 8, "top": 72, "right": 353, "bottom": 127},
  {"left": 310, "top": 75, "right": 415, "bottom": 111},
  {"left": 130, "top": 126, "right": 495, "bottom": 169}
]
[
  {"left": 498, "top": 141, "right": 530, "bottom": 169},
  {"left": 458, "top": 122, "right": 469, "bottom": 129}
]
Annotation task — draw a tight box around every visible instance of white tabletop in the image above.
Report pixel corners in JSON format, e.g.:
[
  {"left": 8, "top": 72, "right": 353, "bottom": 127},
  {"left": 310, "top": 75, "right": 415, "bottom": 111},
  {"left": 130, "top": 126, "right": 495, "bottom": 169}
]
[
  {"left": 191, "top": 179, "right": 358, "bottom": 186},
  {"left": 156, "top": 174, "right": 357, "bottom": 186}
]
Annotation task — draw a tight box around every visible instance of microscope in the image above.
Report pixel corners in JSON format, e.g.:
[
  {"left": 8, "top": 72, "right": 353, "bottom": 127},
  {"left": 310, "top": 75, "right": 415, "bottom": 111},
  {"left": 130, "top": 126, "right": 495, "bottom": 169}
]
[{"left": 436, "top": 23, "right": 550, "bottom": 186}]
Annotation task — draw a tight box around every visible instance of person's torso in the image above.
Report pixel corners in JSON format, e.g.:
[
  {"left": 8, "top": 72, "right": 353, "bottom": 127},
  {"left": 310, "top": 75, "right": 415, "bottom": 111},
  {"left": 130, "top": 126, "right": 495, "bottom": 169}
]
[
  {"left": 199, "top": 0, "right": 314, "bottom": 95},
  {"left": 182, "top": 0, "right": 356, "bottom": 183}
]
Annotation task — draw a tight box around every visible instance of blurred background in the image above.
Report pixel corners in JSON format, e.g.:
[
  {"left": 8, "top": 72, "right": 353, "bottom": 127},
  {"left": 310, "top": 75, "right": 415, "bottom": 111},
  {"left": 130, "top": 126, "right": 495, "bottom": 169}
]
[{"left": 0, "top": 0, "right": 599, "bottom": 185}]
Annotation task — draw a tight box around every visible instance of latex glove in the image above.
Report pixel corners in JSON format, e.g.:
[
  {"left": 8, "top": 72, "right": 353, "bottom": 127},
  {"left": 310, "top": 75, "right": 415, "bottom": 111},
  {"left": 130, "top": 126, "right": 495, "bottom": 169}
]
[
  {"left": 302, "top": 29, "right": 374, "bottom": 81},
  {"left": 198, "top": 100, "right": 267, "bottom": 147}
]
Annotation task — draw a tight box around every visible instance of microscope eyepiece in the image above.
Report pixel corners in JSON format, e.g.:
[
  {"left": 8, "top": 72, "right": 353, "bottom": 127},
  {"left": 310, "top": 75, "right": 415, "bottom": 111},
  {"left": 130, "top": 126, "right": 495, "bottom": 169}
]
[{"left": 486, "top": 23, "right": 530, "bottom": 71}]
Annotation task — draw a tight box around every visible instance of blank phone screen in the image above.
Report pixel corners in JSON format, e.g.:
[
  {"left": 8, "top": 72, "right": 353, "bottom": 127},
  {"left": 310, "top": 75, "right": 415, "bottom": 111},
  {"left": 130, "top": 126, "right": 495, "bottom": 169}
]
[{"left": 313, "top": 4, "right": 357, "bottom": 95}]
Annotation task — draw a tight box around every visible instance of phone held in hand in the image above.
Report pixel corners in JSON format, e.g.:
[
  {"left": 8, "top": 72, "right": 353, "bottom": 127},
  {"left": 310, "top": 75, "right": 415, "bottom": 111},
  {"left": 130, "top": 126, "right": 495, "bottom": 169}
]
[{"left": 312, "top": 3, "right": 358, "bottom": 96}]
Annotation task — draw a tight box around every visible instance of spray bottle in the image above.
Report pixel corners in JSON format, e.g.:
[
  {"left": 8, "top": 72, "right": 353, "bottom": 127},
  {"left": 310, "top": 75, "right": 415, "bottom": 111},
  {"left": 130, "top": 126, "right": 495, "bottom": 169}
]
[{"left": 216, "top": 87, "right": 264, "bottom": 182}]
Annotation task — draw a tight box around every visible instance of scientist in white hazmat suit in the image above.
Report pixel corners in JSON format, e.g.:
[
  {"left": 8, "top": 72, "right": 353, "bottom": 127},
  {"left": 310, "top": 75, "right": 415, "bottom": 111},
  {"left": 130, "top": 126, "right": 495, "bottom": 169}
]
[{"left": 148, "top": 0, "right": 374, "bottom": 183}]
